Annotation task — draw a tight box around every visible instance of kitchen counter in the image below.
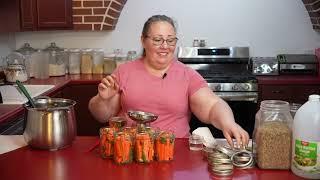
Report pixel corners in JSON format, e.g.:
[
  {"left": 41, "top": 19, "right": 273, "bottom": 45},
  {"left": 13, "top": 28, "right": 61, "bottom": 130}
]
[
  {"left": 257, "top": 75, "right": 320, "bottom": 85},
  {"left": 1, "top": 74, "right": 320, "bottom": 125},
  {"left": 0, "top": 75, "right": 104, "bottom": 124},
  {"left": 0, "top": 137, "right": 301, "bottom": 180}
]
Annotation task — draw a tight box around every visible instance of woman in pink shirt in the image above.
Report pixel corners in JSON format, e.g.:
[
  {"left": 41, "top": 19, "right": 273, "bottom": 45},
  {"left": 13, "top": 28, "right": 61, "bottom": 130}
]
[{"left": 89, "top": 15, "right": 249, "bottom": 147}]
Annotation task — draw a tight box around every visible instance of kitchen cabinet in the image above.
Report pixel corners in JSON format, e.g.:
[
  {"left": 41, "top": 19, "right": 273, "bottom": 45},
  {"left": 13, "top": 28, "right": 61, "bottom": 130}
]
[
  {"left": 20, "top": 0, "right": 73, "bottom": 31},
  {"left": 62, "top": 84, "right": 105, "bottom": 136},
  {"left": 259, "top": 84, "right": 320, "bottom": 104},
  {"left": 0, "top": 0, "right": 20, "bottom": 32}
]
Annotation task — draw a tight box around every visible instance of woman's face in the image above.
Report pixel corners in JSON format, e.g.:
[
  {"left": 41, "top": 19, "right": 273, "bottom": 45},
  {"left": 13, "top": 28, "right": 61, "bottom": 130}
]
[{"left": 141, "top": 21, "right": 177, "bottom": 70}]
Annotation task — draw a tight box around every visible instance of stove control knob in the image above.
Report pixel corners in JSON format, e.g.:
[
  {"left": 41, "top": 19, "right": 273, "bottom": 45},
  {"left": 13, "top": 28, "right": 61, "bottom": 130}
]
[
  {"left": 215, "top": 84, "right": 221, "bottom": 91},
  {"left": 232, "top": 84, "right": 240, "bottom": 91},
  {"left": 243, "top": 84, "right": 250, "bottom": 91}
]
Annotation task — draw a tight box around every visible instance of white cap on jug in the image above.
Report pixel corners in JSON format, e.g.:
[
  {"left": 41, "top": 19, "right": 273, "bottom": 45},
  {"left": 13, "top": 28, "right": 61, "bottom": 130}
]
[{"left": 309, "top": 94, "right": 320, "bottom": 101}]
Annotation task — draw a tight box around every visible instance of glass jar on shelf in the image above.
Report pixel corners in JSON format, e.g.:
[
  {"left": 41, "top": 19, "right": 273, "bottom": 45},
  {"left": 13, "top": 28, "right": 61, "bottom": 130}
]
[
  {"left": 126, "top": 50, "right": 137, "bottom": 60},
  {"left": 253, "top": 100, "right": 292, "bottom": 170},
  {"left": 68, "top": 48, "right": 81, "bottom": 74},
  {"left": 81, "top": 48, "right": 93, "bottom": 74},
  {"left": 103, "top": 57, "right": 116, "bottom": 74},
  {"left": 44, "top": 42, "right": 67, "bottom": 76},
  {"left": 15, "top": 43, "right": 37, "bottom": 78},
  {"left": 92, "top": 48, "right": 104, "bottom": 74}
]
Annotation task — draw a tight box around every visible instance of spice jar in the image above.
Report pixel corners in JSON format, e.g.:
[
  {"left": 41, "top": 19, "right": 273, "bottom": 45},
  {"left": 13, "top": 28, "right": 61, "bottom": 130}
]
[
  {"left": 99, "top": 127, "right": 115, "bottom": 159},
  {"left": 113, "top": 132, "right": 134, "bottom": 164},
  {"left": 92, "top": 48, "right": 104, "bottom": 74},
  {"left": 81, "top": 48, "right": 93, "bottom": 74},
  {"left": 253, "top": 100, "right": 292, "bottom": 169},
  {"left": 68, "top": 48, "right": 81, "bottom": 74}
]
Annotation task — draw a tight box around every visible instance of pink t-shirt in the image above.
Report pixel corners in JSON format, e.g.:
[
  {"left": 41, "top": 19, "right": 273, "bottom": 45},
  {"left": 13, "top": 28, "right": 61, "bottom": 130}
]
[{"left": 113, "top": 58, "right": 207, "bottom": 138}]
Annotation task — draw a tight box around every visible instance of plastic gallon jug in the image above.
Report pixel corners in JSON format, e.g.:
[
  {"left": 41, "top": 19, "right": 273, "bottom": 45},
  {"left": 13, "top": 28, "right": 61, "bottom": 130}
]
[{"left": 291, "top": 94, "right": 320, "bottom": 179}]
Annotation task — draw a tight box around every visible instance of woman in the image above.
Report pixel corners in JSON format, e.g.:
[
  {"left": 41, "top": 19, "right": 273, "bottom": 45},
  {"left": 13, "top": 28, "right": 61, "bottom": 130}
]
[{"left": 89, "top": 15, "right": 249, "bottom": 147}]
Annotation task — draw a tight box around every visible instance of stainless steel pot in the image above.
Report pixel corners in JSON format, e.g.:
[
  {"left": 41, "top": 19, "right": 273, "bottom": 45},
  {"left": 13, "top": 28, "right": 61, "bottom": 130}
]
[{"left": 23, "top": 97, "right": 77, "bottom": 150}]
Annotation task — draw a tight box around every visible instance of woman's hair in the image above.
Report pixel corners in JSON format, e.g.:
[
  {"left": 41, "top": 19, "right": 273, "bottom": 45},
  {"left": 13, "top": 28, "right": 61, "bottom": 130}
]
[{"left": 141, "top": 15, "right": 177, "bottom": 56}]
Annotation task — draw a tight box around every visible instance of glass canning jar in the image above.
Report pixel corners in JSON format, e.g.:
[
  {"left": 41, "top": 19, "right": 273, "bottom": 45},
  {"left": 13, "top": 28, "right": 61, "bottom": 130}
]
[
  {"left": 253, "top": 100, "right": 292, "bottom": 170},
  {"left": 68, "top": 48, "right": 81, "bottom": 74},
  {"left": 44, "top": 42, "right": 67, "bottom": 76},
  {"left": 92, "top": 48, "right": 104, "bottom": 74},
  {"left": 113, "top": 132, "right": 134, "bottom": 164},
  {"left": 81, "top": 48, "right": 93, "bottom": 74}
]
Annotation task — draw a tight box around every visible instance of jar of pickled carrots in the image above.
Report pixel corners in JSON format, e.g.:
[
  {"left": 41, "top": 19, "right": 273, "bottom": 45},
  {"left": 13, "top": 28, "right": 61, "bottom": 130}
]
[
  {"left": 135, "top": 132, "right": 154, "bottom": 163},
  {"left": 155, "top": 131, "right": 175, "bottom": 161},
  {"left": 113, "top": 132, "right": 134, "bottom": 164},
  {"left": 99, "top": 127, "right": 115, "bottom": 158},
  {"left": 109, "top": 116, "right": 127, "bottom": 132}
]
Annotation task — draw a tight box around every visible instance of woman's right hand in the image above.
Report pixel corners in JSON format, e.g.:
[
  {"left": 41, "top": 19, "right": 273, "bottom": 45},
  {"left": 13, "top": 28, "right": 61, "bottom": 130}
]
[{"left": 98, "top": 74, "right": 120, "bottom": 100}]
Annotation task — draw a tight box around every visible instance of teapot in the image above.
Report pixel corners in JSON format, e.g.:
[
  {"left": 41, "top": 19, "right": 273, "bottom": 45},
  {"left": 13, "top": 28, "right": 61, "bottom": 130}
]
[{"left": 3, "top": 52, "right": 28, "bottom": 83}]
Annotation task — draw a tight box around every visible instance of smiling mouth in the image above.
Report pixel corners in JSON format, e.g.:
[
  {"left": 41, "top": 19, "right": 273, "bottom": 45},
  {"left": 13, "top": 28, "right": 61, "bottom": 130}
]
[{"left": 158, "top": 52, "right": 169, "bottom": 57}]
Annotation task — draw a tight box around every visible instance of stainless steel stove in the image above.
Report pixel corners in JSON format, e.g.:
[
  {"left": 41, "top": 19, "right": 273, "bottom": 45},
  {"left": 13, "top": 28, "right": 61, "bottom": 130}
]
[{"left": 178, "top": 46, "right": 258, "bottom": 138}]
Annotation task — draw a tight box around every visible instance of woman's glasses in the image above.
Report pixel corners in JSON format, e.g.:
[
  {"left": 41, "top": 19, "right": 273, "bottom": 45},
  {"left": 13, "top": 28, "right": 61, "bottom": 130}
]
[{"left": 146, "top": 36, "right": 178, "bottom": 46}]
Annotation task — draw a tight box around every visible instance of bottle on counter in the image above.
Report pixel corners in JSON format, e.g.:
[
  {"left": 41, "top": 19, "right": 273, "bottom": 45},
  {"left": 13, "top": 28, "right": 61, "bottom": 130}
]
[
  {"left": 68, "top": 48, "right": 81, "bottom": 74},
  {"left": 291, "top": 94, "right": 320, "bottom": 179},
  {"left": 81, "top": 48, "right": 93, "bottom": 74}
]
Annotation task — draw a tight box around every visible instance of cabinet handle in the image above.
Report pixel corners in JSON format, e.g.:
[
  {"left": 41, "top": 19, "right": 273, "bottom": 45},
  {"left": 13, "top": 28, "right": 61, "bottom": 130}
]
[{"left": 272, "top": 90, "right": 281, "bottom": 93}]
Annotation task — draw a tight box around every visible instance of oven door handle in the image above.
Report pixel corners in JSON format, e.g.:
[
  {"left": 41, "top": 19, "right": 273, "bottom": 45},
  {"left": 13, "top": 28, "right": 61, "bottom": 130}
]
[{"left": 214, "top": 92, "right": 258, "bottom": 102}]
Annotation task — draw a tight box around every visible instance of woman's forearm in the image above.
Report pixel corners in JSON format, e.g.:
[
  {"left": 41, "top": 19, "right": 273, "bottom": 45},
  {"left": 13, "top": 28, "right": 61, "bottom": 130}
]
[
  {"left": 88, "top": 94, "right": 121, "bottom": 123},
  {"left": 207, "top": 98, "right": 236, "bottom": 130}
]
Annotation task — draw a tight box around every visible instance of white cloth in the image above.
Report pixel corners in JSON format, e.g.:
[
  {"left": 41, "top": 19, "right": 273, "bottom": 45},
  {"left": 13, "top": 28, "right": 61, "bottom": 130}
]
[{"left": 192, "top": 127, "right": 216, "bottom": 148}]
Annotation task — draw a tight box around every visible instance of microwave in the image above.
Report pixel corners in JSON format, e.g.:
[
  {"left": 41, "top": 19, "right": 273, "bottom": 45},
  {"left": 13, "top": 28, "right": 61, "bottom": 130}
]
[{"left": 250, "top": 57, "right": 278, "bottom": 75}]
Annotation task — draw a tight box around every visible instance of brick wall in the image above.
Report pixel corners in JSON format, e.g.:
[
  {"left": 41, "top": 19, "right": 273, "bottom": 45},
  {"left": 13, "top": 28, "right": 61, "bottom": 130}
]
[
  {"left": 72, "top": 0, "right": 127, "bottom": 31},
  {"left": 302, "top": 0, "right": 320, "bottom": 30}
]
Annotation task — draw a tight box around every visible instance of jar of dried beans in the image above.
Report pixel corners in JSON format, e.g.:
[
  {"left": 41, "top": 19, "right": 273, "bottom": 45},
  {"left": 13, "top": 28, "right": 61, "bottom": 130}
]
[{"left": 253, "top": 100, "right": 292, "bottom": 169}]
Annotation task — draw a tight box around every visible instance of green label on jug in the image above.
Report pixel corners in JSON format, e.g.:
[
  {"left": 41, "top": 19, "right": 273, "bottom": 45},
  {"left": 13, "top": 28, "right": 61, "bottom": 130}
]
[
  {"left": 293, "top": 139, "right": 320, "bottom": 174},
  {"left": 295, "top": 140, "right": 317, "bottom": 160}
]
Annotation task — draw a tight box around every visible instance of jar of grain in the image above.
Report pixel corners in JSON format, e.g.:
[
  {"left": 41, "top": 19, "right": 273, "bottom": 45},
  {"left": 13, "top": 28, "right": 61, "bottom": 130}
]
[
  {"left": 253, "top": 100, "right": 292, "bottom": 169},
  {"left": 81, "top": 48, "right": 93, "bottom": 74},
  {"left": 92, "top": 48, "right": 104, "bottom": 74},
  {"left": 103, "top": 58, "right": 116, "bottom": 74}
]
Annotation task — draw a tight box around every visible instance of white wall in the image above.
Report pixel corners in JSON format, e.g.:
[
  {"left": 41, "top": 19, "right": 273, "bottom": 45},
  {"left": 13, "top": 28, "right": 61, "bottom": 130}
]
[
  {"left": 0, "top": 32, "right": 15, "bottom": 66},
  {"left": 10, "top": 0, "right": 320, "bottom": 57}
]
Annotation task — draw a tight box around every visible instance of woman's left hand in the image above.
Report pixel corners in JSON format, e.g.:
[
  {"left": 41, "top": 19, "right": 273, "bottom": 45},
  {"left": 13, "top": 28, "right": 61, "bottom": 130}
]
[{"left": 222, "top": 122, "right": 249, "bottom": 148}]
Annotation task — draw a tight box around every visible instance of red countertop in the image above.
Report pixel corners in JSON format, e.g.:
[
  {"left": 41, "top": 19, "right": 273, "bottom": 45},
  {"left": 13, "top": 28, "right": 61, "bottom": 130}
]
[{"left": 0, "top": 137, "right": 302, "bottom": 180}]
